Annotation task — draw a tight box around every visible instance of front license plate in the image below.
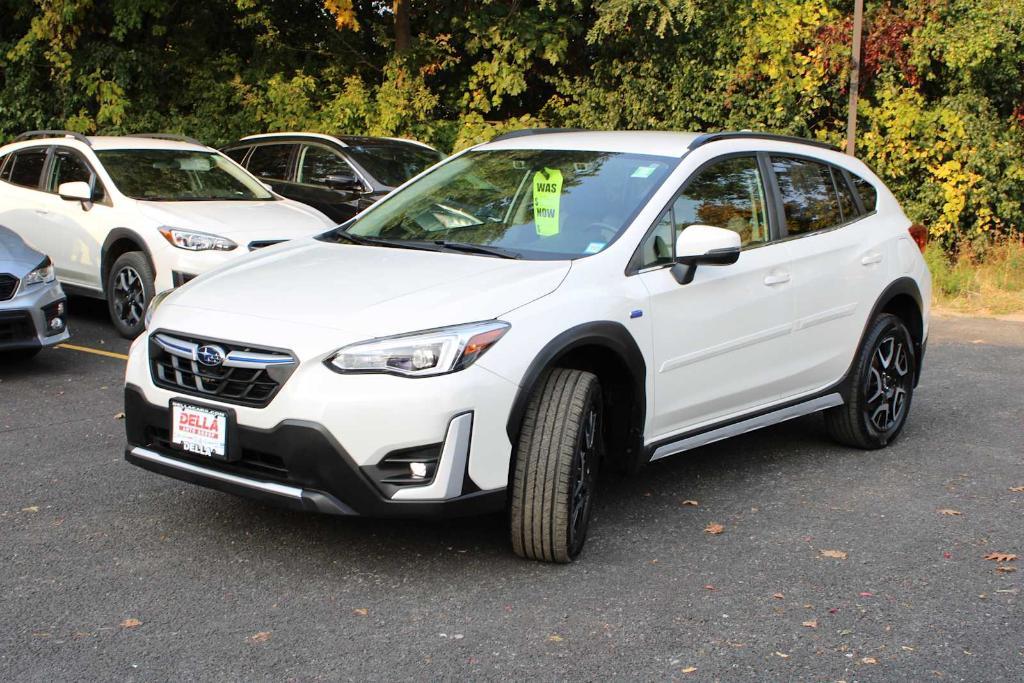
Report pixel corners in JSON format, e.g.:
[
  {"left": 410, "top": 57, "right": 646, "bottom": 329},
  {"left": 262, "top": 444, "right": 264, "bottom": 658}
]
[{"left": 171, "top": 401, "right": 228, "bottom": 458}]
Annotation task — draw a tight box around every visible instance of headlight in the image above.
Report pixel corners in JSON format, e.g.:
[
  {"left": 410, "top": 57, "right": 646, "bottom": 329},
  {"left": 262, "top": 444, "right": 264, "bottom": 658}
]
[
  {"left": 21, "top": 257, "right": 55, "bottom": 287},
  {"left": 158, "top": 226, "right": 237, "bottom": 251},
  {"left": 145, "top": 289, "right": 173, "bottom": 329},
  {"left": 326, "top": 320, "right": 510, "bottom": 377}
]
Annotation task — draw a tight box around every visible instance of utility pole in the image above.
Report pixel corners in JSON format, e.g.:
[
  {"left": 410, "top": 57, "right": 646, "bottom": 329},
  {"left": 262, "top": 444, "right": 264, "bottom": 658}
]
[{"left": 846, "top": 0, "right": 864, "bottom": 155}]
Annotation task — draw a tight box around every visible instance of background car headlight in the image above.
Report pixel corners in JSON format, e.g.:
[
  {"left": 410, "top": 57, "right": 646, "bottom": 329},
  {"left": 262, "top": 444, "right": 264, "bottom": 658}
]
[
  {"left": 21, "top": 256, "right": 55, "bottom": 287},
  {"left": 144, "top": 289, "right": 173, "bottom": 329},
  {"left": 326, "top": 320, "right": 510, "bottom": 377},
  {"left": 158, "top": 226, "right": 237, "bottom": 251}
]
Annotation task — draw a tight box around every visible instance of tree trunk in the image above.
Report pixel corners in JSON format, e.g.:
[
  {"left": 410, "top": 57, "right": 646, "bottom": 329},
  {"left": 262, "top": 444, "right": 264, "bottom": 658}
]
[{"left": 394, "top": 0, "right": 411, "bottom": 53}]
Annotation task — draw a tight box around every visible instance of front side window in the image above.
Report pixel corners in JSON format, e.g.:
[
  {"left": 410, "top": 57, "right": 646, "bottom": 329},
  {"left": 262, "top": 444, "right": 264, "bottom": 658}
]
[
  {"left": 6, "top": 148, "right": 48, "bottom": 189},
  {"left": 344, "top": 143, "right": 445, "bottom": 187},
  {"left": 95, "top": 150, "right": 274, "bottom": 201},
  {"left": 298, "top": 146, "right": 359, "bottom": 187},
  {"left": 638, "top": 155, "right": 769, "bottom": 269},
  {"left": 49, "top": 149, "right": 105, "bottom": 201},
  {"left": 246, "top": 144, "right": 292, "bottom": 180},
  {"left": 342, "top": 149, "right": 675, "bottom": 260},
  {"left": 771, "top": 156, "right": 843, "bottom": 236}
]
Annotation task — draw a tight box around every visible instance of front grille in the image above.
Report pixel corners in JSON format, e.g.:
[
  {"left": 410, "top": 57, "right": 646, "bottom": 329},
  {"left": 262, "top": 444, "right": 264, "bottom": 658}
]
[
  {"left": 0, "top": 311, "right": 35, "bottom": 345},
  {"left": 0, "top": 274, "right": 17, "bottom": 301},
  {"left": 149, "top": 332, "right": 295, "bottom": 408}
]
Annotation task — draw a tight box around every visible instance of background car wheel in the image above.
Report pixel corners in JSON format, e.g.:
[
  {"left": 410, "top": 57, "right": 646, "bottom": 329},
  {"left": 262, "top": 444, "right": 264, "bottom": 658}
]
[
  {"left": 106, "top": 252, "right": 154, "bottom": 339},
  {"left": 825, "top": 313, "right": 916, "bottom": 449},
  {"left": 509, "top": 367, "right": 603, "bottom": 563}
]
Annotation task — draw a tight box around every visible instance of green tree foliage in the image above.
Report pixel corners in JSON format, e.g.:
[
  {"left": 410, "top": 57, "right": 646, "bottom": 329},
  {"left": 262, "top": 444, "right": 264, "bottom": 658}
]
[{"left": 1, "top": 0, "right": 1021, "bottom": 245}]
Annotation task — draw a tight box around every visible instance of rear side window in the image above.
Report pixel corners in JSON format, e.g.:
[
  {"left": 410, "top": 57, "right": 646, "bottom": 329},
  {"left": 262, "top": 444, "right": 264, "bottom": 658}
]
[
  {"left": 5, "top": 148, "right": 48, "bottom": 189},
  {"left": 246, "top": 144, "right": 292, "bottom": 180},
  {"left": 771, "top": 156, "right": 843, "bottom": 236},
  {"left": 223, "top": 146, "right": 250, "bottom": 165},
  {"left": 851, "top": 174, "right": 877, "bottom": 213},
  {"left": 834, "top": 170, "right": 858, "bottom": 221}
]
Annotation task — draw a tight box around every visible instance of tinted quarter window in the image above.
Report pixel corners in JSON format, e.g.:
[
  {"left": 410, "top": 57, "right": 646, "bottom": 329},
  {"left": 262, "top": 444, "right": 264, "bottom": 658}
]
[
  {"left": 246, "top": 144, "right": 292, "bottom": 180},
  {"left": 298, "top": 146, "right": 358, "bottom": 186},
  {"left": 851, "top": 174, "right": 877, "bottom": 213},
  {"left": 771, "top": 156, "right": 843, "bottom": 235},
  {"left": 7, "top": 148, "right": 48, "bottom": 188},
  {"left": 672, "top": 156, "right": 770, "bottom": 247},
  {"left": 223, "top": 146, "right": 250, "bottom": 165}
]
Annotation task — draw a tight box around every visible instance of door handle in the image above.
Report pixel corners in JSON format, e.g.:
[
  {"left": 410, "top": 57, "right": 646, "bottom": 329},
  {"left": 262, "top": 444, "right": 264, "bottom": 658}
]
[
  {"left": 763, "top": 271, "right": 791, "bottom": 286},
  {"left": 861, "top": 252, "right": 883, "bottom": 265}
]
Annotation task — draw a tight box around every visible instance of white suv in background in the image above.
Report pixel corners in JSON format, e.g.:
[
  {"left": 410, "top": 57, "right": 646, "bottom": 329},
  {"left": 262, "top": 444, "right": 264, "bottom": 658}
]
[
  {"left": 125, "top": 130, "right": 931, "bottom": 563},
  {"left": 0, "top": 132, "right": 335, "bottom": 337}
]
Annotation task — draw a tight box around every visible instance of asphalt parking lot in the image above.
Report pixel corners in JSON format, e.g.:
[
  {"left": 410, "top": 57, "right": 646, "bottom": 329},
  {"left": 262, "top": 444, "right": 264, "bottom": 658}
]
[{"left": 1, "top": 300, "right": 1021, "bottom": 681}]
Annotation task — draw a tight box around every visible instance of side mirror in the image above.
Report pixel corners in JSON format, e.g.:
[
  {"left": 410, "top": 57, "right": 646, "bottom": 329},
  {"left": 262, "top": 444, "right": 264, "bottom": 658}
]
[
  {"left": 58, "top": 181, "right": 93, "bottom": 203},
  {"left": 323, "top": 174, "right": 364, "bottom": 192},
  {"left": 671, "top": 224, "right": 741, "bottom": 285}
]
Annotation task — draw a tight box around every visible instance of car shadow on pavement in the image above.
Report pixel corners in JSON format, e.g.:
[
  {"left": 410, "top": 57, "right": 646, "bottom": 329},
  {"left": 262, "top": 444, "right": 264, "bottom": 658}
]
[{"left": 144, "top": 414, "right": 840, "bottom": 570}]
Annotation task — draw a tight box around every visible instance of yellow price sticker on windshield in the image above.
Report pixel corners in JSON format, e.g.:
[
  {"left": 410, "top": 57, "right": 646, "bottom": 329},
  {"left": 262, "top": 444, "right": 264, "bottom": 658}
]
[{"left": 533, "top": 168, "right": 563, "bottom": 236}]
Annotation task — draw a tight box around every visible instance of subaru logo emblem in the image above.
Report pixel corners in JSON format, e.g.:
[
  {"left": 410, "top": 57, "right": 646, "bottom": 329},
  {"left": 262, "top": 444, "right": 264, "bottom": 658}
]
[{"left": 196, "top": 344, "right": 226, "bottom": 367}]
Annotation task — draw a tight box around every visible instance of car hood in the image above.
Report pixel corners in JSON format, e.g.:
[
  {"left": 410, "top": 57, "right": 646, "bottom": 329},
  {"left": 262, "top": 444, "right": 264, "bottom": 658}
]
[
  {"left": 136, "top": 199, "right": 334, "bottom": 240},
  {"left": 0, "top": 225, "right": 44, "bottom": 273},
  {"left": 155, "top": 238, "right": 571, "bottom": 351}
]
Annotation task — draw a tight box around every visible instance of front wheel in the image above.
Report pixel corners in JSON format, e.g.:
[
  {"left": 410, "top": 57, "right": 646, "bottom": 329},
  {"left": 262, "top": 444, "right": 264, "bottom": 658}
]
[
  {"left": 509, "top": 368, "right": 603, "bottom": 563},
  {"left": 825, "top": 313, "right": 916, "bottom": 449},
  {"left": 106, "top": 252, "right": 154, "bottom": 339}
]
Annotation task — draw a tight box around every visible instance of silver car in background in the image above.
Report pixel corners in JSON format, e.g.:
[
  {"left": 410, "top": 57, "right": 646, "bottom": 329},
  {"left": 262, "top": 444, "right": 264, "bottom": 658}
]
[{"left": 0, "top": 225, "right": 70, "bottom": 359}]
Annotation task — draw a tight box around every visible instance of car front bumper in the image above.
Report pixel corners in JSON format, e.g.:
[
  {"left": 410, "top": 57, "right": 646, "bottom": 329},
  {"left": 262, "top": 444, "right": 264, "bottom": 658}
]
[{"left": 0, "top": 279, "right": 70, "bottom": 351}]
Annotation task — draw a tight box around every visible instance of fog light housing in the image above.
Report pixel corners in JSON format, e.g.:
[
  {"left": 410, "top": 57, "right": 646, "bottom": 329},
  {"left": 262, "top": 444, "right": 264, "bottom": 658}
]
[
  {"left": 363, "top": 443, "right": 441, "bottom": 497},
  {"left": 42, "top": 299, "right": 67, "bottom": 336}
]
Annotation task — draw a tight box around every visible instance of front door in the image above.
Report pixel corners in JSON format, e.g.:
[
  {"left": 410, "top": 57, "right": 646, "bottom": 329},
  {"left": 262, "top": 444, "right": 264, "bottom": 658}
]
[{"left": 637, "top": 154, "right": 798, "bottom": 441}]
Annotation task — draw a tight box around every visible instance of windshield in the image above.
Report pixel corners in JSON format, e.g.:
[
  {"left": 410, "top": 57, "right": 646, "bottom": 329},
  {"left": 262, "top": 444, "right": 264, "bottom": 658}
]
[
  {"left": 345, "top": 143, "right": 445, "bottom": 187},
  {"left": 96, "top": 150, "right": 274, "bottom": 201},
  {"left": 341, "top": 149, "right": 675, "bottom": 259}
]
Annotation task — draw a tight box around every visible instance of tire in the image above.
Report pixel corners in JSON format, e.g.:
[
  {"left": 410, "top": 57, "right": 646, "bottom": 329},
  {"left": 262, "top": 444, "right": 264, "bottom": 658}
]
[
  {"left": 509, "top": 368, "right": 603, "bottom": 563},
  {"left": 106, "top": 252, "right": 154, "bottom": 339},
  {"left": 825, "top": 313, "right": 916, "bottom": 449}
]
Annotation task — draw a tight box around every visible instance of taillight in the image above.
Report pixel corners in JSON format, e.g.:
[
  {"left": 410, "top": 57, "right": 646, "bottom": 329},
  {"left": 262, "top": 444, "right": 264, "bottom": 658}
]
[{"left": 908, "top": 224, "right": 928, "bottom": 252}]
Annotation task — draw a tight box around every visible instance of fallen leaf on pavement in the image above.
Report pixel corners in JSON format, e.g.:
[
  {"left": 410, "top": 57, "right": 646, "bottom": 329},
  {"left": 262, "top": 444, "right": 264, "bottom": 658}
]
[
  {"left": 772, "top": 593, "right": 784, "bottom": 599},
  {"left": 21, "top": 506, "right": 39, "bottom": 513},
  {"left": 1010, "top": 486, "right": 1024, "bottom": 493},
  {"left": 862, "top": 657, "right": 877, "bottom": 664},
  {"left": 547, "top": 634, "right": 564, "bottom": 642},
  {"left": 937, "top": 509, "right": 962, "bottom": 516},
  {"left": 352, "top": 608, "right": 368, "bottom": 617},
  {"left": 995, "top": 566, "right": 1017, "bottom": 574},
  {"left": 114, "top": 412, "right": 125, "bottom": 420},
  {"left": 680, "top": 500, "right": 699, "bottom": 507},
  {"left": 680, "top": 666, "right": 698, "bottom": 674},
  {"left": 119, "top": 618, "right": 142, "bottom": 629},
  {"left": 983, "top": 552, "right": 1017, "bottom": 562},
  {"left": 704, "top": 584, "right": 717, "bottom": 591},
  {"left": 901, "top": 646, "right": 915, "bottom": 652},
  {"left": 859, "top": 592, "right": 873, "bottom": 597},
  {"left": 705, "top": 522, "right": 724, "bottom": 535},
  {"left": 820, "top": 549, "right": 847, "bottom": 559},
  {"left": 247, "top": 631, "right": 271, "bottom": 643},
  {"left": 802, "top": 619, "right": 817, "bottom": 628},
  {"left": 774, "top": 651, "right": 789, "bottom": 659}
]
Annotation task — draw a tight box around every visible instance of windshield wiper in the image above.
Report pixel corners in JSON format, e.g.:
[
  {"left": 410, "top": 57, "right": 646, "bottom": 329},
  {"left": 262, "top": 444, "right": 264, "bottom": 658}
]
[{"left": 431, "top": 240, "right": 520, "bottom": 259}]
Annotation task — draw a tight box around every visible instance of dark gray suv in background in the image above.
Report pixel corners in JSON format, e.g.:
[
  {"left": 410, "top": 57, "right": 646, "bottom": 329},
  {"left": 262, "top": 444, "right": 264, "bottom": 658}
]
[{"left": 222, "top": 133, "right": 444, "bottom": 223}]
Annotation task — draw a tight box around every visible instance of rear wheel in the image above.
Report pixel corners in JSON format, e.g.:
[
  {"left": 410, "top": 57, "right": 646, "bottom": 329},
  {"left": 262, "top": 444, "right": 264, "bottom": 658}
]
[
  {"left": 825, "top": 313, "right": 916, "bottom": 449},
  {"left": 106, "top": 252, "right": 154, "bottom": 339},
  {"left": 509, "top": 368, "right": 603, "bottom": 563}
]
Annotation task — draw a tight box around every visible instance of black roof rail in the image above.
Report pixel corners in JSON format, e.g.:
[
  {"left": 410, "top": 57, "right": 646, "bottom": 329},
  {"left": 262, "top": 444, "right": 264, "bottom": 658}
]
[
  {"left": 13, "top": 130, "right": 92, "bottom": 146},
  {"left": 688, "top": 131, "right": 841, "bottom": 153},
  {"left": 489, "top": 127, "right": 586, "bottom": 143},
  {"left": 133, "top": 133, "right": 206, "bottom": 146}
]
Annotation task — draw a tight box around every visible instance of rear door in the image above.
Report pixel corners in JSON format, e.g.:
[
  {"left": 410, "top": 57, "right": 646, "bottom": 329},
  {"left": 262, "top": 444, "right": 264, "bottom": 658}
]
[
  {"left": 769, "top": 155, "right": 894, "bottom": 394},
  {"left": 637, "top": 154, "right": 797, "bottom": 439}
]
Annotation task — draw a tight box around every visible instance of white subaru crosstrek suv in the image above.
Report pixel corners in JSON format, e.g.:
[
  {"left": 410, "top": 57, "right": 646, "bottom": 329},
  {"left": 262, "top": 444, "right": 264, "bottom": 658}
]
[
  {"left": 125, "top": 130, "right": 931, "bottom": 563},
  {"left": 0, "top": 131, "right": 335, "bottom": 337}
]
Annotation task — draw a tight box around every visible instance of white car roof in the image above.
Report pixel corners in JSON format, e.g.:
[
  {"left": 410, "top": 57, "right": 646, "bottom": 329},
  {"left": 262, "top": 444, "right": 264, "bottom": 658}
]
[
  {"left": 478, "top": 130, "right": 703, "bottom": 157},
  {"left": 0, "top": 135, "right": 210, "bottom": 154}
]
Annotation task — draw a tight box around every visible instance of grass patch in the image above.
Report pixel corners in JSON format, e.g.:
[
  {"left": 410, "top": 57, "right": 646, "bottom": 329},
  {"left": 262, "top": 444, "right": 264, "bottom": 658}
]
[{"left": 926, "top": 239, "right": 1024, "bottom": 316}]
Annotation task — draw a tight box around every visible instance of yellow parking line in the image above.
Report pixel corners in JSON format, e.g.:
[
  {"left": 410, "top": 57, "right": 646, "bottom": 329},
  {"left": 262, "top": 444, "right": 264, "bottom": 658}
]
[{"left": 56, "top": 343, "right": 129, "bottom": 361}]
